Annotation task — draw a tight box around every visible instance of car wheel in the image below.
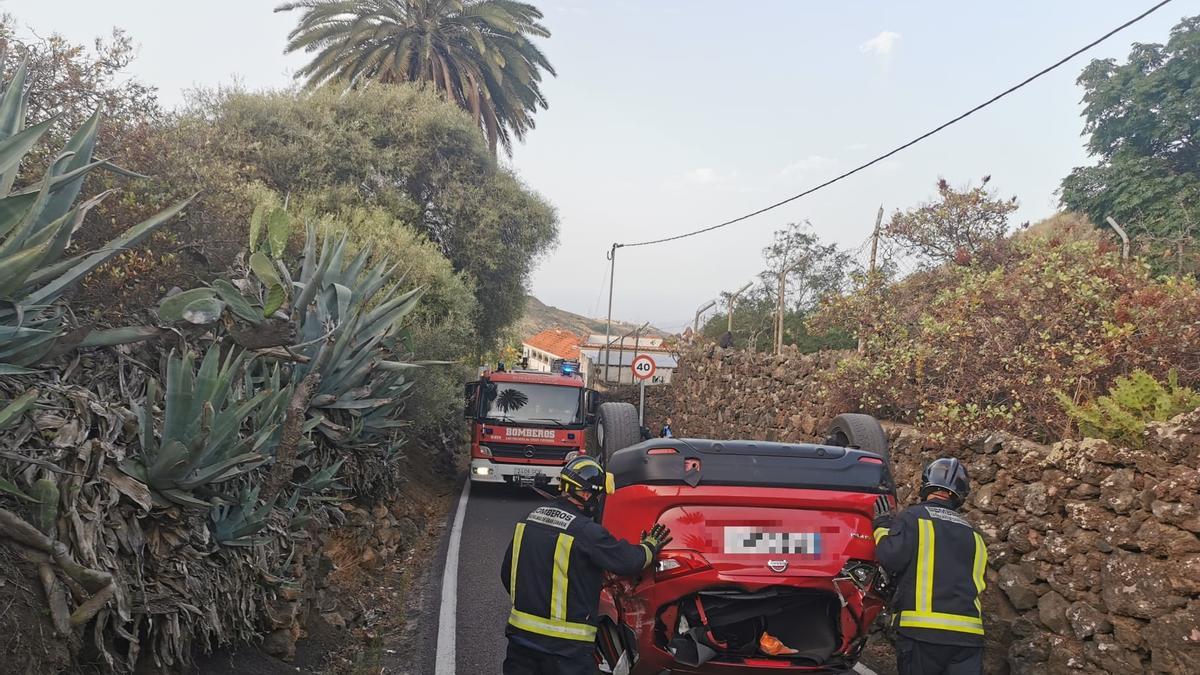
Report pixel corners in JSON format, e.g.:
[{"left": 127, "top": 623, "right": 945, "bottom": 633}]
[
  {"left": 596, "top": 402, "right": 641, "bottom": 465},
  {"left": 825, "top": 413, "right": 889, "bottom": 463}
]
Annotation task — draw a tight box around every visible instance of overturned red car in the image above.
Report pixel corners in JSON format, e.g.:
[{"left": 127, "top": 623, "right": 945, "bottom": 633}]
[{"left": 592, "top": 410, "right": 895, "bottom": 674}]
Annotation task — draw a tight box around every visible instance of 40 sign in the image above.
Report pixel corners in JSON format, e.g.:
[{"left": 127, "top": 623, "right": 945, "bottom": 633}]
[{"left": 631, "top": 354, "right": 657, "bottom": 381}]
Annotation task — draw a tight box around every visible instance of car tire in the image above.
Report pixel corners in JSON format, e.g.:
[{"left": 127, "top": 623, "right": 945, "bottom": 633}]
[
  {"left": 825, "top": 413, "right": 890, "bottom": 465},
  {"left": 596, "top": 402, "right": 641, "bottom": 465}
]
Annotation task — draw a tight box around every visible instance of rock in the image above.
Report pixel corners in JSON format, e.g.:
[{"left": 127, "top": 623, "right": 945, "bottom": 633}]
[
  {"left": 1133, "top": 519, "right": 1200, "bottom": 557},
  {"left": 1065, "top": 601, "right": 1110, "bottom": 639},
  {"left": 1142, "top": 602, "right": 1200, "bottom": 673},
  {"left": 262, "top": 627, "right": 297, "bottom": 660},
  {"left": 321, "top": 611, "right": 347, "bottom": 631},
  {"left": 1109, "top": 616, "right": 1145, "bottom": 650},
  {"left": 1083, "top": 633, "right": 1145, "bottom": 673},
  {"left": 998, "top": 564, "right": 1040, "bottom": 610},
  {"left": 1024, "top": 483, "right": 1051, "bottom": 516},
  {"left": 397, "top": 516, "right": 420, "bottom": 546},
  {"left": 1099, "top": 553, "right": 1188, "bottom": 619},
  {"left": 359, "top": 546, "right": 382, "bottom": 570},
  {"left": 1037, "top": 591, "right": 1071, "bottom": 635}
]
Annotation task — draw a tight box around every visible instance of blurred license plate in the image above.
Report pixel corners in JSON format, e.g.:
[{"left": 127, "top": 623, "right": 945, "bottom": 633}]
[
  {"left": 514, "top": 467, "right": 541, "bottom": 477},
  {"left": 724, "top": 527, "right": 820, "bottom": 555}
]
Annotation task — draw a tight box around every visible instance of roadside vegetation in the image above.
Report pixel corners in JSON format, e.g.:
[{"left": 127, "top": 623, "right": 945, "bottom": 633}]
[{"left": 0, "top": 7, "right": 555, "bottom": 672}]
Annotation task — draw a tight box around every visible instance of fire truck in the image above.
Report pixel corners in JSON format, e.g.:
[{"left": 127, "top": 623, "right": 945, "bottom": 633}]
[{"left": 464, "top": 358, "right": 603, "bottom": 487}]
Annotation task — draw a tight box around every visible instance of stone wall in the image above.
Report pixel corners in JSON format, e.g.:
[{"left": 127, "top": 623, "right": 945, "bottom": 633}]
[{"left": 663, "top": 343, "right": 1200, "bottom": 674}]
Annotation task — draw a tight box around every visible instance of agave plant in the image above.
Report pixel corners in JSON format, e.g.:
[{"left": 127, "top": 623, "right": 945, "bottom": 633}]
[
  {"left": 123, "top": 348, "right": 284, "bottom": 507},
  {"left": 0, "top": 61, "right": 191, "bottom": 374},
  {"left": 211, "top": 484, "right": 277, "bottom": 547},
  {"left": 168, "top": 213, "right": 427, "bottom": 448}
]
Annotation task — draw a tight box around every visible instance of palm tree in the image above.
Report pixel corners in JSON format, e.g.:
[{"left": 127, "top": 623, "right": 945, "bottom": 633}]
[{"left": 276, "top": 0, "right": 555, "bottom": 156}]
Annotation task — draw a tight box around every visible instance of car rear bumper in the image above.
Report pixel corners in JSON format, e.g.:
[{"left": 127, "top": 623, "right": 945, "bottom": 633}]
[{"left": 469, "top": 458, "right": 563, "bottom": 485}]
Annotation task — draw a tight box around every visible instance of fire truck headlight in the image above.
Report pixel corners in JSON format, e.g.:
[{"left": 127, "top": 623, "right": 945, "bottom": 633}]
[
  {"left": 478, "top": 445, "right": 493, "bottom": 457},
  {"left": 474, "top": 466, "right": 492, "bottom": 476}
]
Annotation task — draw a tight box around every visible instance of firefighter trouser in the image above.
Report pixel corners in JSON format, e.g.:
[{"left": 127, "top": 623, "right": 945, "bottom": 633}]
[
  {"left": 502, "top": 637, "right": 594, "bottom": 675},
  {"left": 895, "top": 636, "right": 983, "bottom": 675}
]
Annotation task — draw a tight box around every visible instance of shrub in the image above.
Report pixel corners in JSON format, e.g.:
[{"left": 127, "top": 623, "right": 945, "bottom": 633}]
[
  {"left": 1059, "top": 370, "right": 1200, "bottom": 447},
  {"left": 813, "top": 226, "right": 1200, "bottom": 444}
]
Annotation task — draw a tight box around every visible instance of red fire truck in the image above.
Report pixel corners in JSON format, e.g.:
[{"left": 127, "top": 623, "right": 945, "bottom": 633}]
[{"left": 464, "top": 359, "right": 601, "bottom": 487}]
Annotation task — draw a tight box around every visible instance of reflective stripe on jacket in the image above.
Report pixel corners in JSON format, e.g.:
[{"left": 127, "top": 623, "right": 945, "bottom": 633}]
[
  {"left": 500, "top": 498, "right": 651, "bottom": 656},
  {"left": 874, "top": 499, "right": 988, "bottom": 647}
]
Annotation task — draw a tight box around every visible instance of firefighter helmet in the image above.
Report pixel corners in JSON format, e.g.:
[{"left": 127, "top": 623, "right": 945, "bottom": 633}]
[
  {"left": 558, "top": 456, "right": 614, "bottom": 513},
  {"left": 920, "top": 457, "right": 971, "bottom": 505}
]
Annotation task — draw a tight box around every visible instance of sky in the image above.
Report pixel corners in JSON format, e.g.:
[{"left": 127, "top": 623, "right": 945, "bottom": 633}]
[{"left": 4, "top": 0, "right": 1196, "bottom": 332}]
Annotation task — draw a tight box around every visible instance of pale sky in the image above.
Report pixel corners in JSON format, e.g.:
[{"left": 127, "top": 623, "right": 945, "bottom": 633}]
[{"left": 5, "top": 0, "right": 1196, "bottom": 331}]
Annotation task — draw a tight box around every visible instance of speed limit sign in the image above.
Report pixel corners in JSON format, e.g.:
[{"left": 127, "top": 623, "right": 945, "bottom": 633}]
[{"left": 631, "top": 354, "right": 657, "bottom": 381}]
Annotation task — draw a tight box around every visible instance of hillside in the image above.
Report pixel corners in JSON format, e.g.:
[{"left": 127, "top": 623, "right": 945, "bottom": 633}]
[{"left": 516, "top": 295, "right": 667, "bottom": 340}]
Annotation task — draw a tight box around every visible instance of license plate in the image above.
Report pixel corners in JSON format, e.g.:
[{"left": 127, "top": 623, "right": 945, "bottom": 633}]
[
  {"left": 514, "top": 466, "right": 541, "bottom": 477},
  {"left": 724, "top": 527, "right": 820, "bottom": 555}
]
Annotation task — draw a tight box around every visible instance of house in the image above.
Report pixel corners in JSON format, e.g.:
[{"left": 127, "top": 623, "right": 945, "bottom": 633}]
[
  {"left": 579, "top": 334, "right": 677, "bottom": 386},
  {"left": 521, "top": 329, "right": 583, "bottom": 373}
]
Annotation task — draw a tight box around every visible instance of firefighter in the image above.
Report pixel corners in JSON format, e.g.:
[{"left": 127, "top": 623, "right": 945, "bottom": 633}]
[
  {"left": 500, "top": 456, "right": 672, "bottom": 675},
  {"left": 872, "top": 458, "right": 988, "bottom": 675}
]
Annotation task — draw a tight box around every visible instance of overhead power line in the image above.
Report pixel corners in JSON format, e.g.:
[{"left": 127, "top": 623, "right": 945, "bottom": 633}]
[{"left": 616, "top": 0, "right": 1175, "bottom": 250}]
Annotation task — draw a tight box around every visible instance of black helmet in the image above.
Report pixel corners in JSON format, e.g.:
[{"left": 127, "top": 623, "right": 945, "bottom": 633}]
[
  {"left": 920, "top": 457, "right": 970, "bottom": 505},
  {"left": 559, "top": 456, "right": 614, "bottom": 513}
]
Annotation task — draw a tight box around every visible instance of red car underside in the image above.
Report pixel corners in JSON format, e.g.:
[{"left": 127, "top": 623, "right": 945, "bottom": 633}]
[{"left": 596, "top": 440, "right": 893, "bottom": 674}]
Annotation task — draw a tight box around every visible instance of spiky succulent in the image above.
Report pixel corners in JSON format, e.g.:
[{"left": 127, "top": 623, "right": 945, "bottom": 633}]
[{"left": 0, "top": 61, "right": 191, "bottom": 374}]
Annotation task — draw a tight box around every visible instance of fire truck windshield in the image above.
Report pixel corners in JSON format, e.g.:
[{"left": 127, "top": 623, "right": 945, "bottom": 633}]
[{"left": 483, "top": 382, "right": 581, "bottom": 425}]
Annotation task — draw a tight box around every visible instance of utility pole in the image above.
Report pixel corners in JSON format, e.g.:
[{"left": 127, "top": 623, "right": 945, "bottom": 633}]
[
  {"left": 726, "top": 282, "right": 754, "bottom": 333},
  {"left": 603, "top": 243, "right": 618, "bottom": 383},
  {"left": 775, "top": 267, "right": 786, "bottom": 355},
  {"left": 1105, "top": 217, "right": 1130, "bottom": 263},
  {"left": 693, "top": 299, "right": 716, "bottom": 334},
  {"left": 860, "top": 205, "right": 884, "bottom": 354}
]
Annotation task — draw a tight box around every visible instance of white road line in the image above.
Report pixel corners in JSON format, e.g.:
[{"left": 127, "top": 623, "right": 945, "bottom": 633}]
[
  {"left": 434, "top": 478, "right": 471, "bottom": 675},
  {"left": 854, "top": 661, "right": 881, "bottom": 675}
]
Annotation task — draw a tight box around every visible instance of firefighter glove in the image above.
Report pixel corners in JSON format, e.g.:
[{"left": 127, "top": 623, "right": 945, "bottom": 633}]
[
  {"left": 641, "top": 523, "right": 673, "bottom": 556},
  {"left": 872, "top": 495, "right": 894, "bottom": 529}
]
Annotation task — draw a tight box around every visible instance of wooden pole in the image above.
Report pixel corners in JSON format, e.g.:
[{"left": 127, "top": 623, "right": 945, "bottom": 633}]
[
  {"left": 775, "top": 267, "right": 786, "bottom": 355},
  {"left": 1105, "top": 217, "right": 1130, "bottom": 262},
  {"left": 859, "top": 205, "right": 884, "bottom": 354}
]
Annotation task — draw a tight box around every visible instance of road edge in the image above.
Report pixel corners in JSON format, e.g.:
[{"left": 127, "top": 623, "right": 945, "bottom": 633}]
[{"left": 434, "top": 479, "right": 471, "bottom": 675}]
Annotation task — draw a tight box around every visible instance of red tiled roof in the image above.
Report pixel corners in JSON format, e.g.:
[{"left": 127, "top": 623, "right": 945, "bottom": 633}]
[{"left": 524, "top": 329, "right": 582, "bottom": 360}]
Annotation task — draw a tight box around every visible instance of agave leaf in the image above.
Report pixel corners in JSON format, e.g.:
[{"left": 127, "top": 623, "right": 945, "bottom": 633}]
[
  {"left": 0, "top": 59, "right": 29, "bottom": 138},
  {"left": 212, "top": 279, "right": 260, "bottom": 323},
  {"left": 0, "top": 387, "right": 38, "bottom": 429},
  {"left": 320, "top": 397, "right": 395, "bottom": 410},
  {"left": 0, "top": 239, "right": 52, "bottom": 297},
  {"left": 162, "top": 351, "right": 195, "bottom": 444},
  {"left": 160, "top": 488, "right": 213, "bottom": 509},
  {"left": 0, "top": 477, "right": 37, "bottom": 502},
  {"left": 0, "top": 192, "right": 37, "bottom": 240},
  {"left": 176, "top": 452, "right": 263, "bottom": 490},
  {"left": 78, "top": 326, "right": 160, "bottom": 347},
  {"left": 0, "top": 152, "right": 72, "bottom": 260},
  {"left": 24, "top": 194, "right": 195, "bottom": 307},
  {"left": 37, "top": 190, "right": 113, "bottom": 272},
  {"left": 249, "top": 251, "right": 283, "bottom": 288},
  {"left": 0, "top": 364, "right": 39, "bottom": 375},
  {"left": 37, "top": 108, "right": 101, "bottom": 229},
  {"left": 267, "top": 207, "right": 289, "bottom": 258},
  {"left": 145, "top": 439, "right": 191, "bottom": 486},
  {"left": 181, "top": 297, "right": 225, "bottom": 325},
  {"left": 158, "top": 287, "right": 217, "bottom": 323},
  {"left": 0, "top": 117, "right": 56, "bottom": 194}
]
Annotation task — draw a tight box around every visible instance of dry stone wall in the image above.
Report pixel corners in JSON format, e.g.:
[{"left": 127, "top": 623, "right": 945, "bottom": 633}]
[{"left": 663, "top": 343, "right": 1200, "bottom": 674}]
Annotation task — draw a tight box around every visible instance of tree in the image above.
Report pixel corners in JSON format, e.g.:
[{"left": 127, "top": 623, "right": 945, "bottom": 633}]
[
  {"left": 702, "top": 222, "right": 854, "bottom": 352},
  {"left": 885, "top": 176, "right": 1017, "bottom": 266},
  {"left": 166, "top": 85, "right": 558, "bottom": 345},
  {"left": 1060, "top": 15, "right": 1200, "bottom": 273},
  {"left": 276, "top": 0, "right": 555, "bottom": 156}
]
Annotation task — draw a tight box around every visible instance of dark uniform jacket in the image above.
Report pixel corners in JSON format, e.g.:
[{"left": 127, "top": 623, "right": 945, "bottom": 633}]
[
  {"left": 500, "top": 498, "right": 651, "bottom": 657},
  {"left": 874, "top": 498, "right": 988, "bottom": 647}
]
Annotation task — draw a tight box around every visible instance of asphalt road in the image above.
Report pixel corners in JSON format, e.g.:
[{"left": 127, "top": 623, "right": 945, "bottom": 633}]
[{"left": 415, "top": 480, "right": 887, "bottom": 675}]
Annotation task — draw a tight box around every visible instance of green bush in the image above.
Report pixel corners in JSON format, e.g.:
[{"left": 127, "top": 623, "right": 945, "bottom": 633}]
[
  {"left": 813, "top": 227, "right": 1200, "bottom": 444},
  {"left": 1059, "top": 370, "right": 1200, "bottom": 447}
]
